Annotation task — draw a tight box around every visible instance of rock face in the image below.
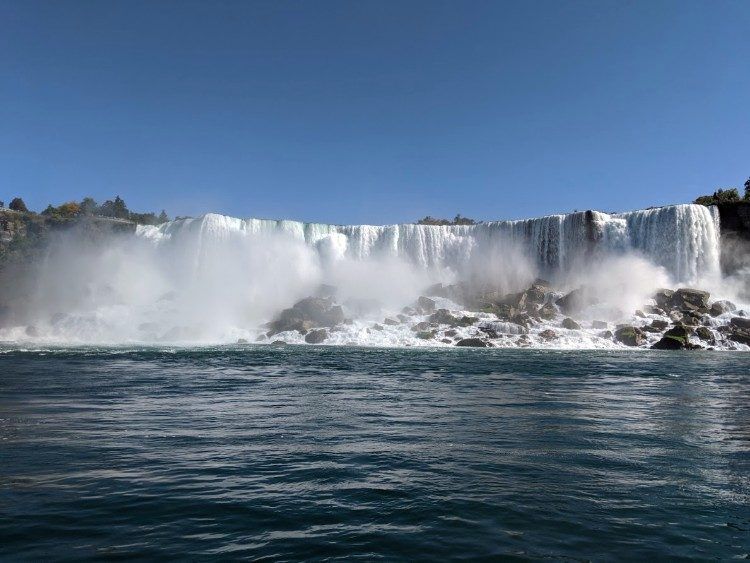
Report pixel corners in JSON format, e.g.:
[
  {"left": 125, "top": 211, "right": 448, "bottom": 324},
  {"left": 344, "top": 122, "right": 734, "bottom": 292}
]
[
  {"left": 614, "top": 326, "right": 645, "bottom": 346},
  {"left": 269, "top": 297, "right": 345, "bottom": 335},
  {"left": 455, "top": 337, "right": 488, "bottom": 347},
  {"left": 304, "top": 329, "right": 328, "bottom": 344}
]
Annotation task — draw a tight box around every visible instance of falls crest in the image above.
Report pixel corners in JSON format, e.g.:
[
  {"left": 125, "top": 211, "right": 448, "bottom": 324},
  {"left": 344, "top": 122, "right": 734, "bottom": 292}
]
[{"left": 139, "top": 204, "right": 720, "bottom": 285}]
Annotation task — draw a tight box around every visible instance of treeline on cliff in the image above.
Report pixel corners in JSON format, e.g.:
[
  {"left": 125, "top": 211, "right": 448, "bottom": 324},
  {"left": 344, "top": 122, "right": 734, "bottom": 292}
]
[
  {"left": 1, "top": 195, "right": 168, "bottom": 226},
  {"left": 694, "top": 177, "right": 750, "bottom": 206}
]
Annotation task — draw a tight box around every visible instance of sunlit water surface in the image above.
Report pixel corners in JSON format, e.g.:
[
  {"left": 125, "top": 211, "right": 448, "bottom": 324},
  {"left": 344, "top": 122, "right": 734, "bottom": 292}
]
[{"left": 1, "top": 346, "right": 749, "bottom": 560}]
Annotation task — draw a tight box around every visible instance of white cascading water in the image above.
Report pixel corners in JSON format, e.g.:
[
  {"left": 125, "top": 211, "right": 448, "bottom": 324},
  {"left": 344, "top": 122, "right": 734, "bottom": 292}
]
[
  {"left": 6, "top": 202, "right": 735, "bottom": 347},
  {"left": 138, "top": 203, "right": 721, "bottom": 285}
]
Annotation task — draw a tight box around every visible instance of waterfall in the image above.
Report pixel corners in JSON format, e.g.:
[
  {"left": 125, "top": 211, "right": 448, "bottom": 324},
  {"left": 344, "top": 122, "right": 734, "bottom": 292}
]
[{"left": 138, "top": 204, "right": 721, "bottom": 284}]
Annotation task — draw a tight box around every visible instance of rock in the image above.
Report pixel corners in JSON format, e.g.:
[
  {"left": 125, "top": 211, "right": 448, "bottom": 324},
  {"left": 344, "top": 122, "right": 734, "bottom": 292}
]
[
  {"left": 271, "top": 340, "right": 286, "bottom": 345},
  {"left": 456, "top": 337, "right": 488, "bottom": 347},
  {"left": 730, "top": 317, "right": 750, "bottom": 329},
  {"left": 538, "top": 304, "right": 557, "bottom": 320},
  {"left": 478, "top": 327, "right": 499, "bottom": 338},
  {"left": 414, "top": 296, "right": 436, "bottom": 315},
  {"left": 383, "top": 317, "right": 399, "bottom": 326},
  {"left": 397, "top": 314, "right": 410, "bottom": 323},
  {"left": 635, "top": 309, "right": 647, "bottom": 318},
  {"left": 429, "top": 309, "right": 459, "bottom": 326},
  {"left": 710, "top": 300, "right": 736, "bottom": 316},
  {"left": 304, "top": 329, "right": 328, "bottom": 344},
  {"left": 561, "top": 317, "right": 581, "bottom": 330},
  {"left": 440, "top": 338, "right": 453, "bottom": 344},
  {"left": 680, "top": 312, "right": 702, "bottom": 326},
  {"left": 668, "top": 311, "right": 683, "bottom": 322},
  {"left": 401, "top": 306, "right": 417, "bottom": 316},
  {"left": 728, "top": 327, "right": 750, "bottom": 346},
  {"left": 444, "top": 329, "right": 458, "bottom": 337},
  {"left": 695, "top": 327, "right": 714, "bottom": 343},
  {"left": 599, "top": 330, "right": 613, "bottom": 339},
  {"left": 652, "top": 335, "right": 687, "bottom": 349},
  {"left": 556, "top": 288, "right": 587, "bottom": 314},
  {"left": 652, "top": 326, "right": 699, "bottom": 349},
  {"left": 416, "top": 330, "right": 436, "bottom": 340},
  {"left": 591, "top": 320, "right": 608, "bottom": 329},
  {"left": 371, "top": 324, "right": 384, "bottom": 331},
  {"left": 511, "top": 313, "right": 533, "bottom": 328},
  {"left": 673, "top": 288, "right": 710, "bottom": 311},
  {"left": 411, "top": 321, "right": 430, "bottom": 332},
  {"left": 643, "top": 305, "right": 664, "bottom": 315},
  {"left": 268, "top": 297, "right": 344, "bottom": 335},
  {"left": 653, "top": 289, "right": 675, "bottom": 310},
  {"left": 614, "top": 326, "right": 645, "bottom": 346},
  {"left": 652, "top": 326, "right": 694, "bottom": 349},
  {"left": 539, "top": 329, "right": 558, "bottom": 340},
  {"left": 650, "top": 319, "right": 669, "bottom": 331},
  {"left": 236, "top": 338, "right": 249, "bottom": 344}
]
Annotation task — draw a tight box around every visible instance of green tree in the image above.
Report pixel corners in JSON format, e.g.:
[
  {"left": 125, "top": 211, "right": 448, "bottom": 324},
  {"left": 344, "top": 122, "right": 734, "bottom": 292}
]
[
  {"left": 158, "top": 210, "right": 169, "bottom": 223},
  {"left": 80, "top": 197, "right": 98, "bottom": 215},
  {"left": 9, "top": 197, "right": 29, "bottom": 213},
  {"left": 744, "top": 177, "right": 750, "bottom": 201},
  {"left": 694, "top": 188, "right": 741, "bottom": 206},
  {"left": 98, "top": 195, "right": 130, "bottom": 219}
]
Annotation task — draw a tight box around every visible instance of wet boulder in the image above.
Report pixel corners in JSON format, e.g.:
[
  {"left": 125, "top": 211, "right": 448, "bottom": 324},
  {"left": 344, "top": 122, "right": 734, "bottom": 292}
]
[
  {"left": 730, "top": 317, "right": 750, "bottom": 330},
  {"left": 652, "top": 326, "right": 692, "bottom": 350},
  {"left": 642, "top": 319, "right": 669, "bottom": 333},
  {"left": 410, "top": 321, "right": 431, "bottom": 332},
  {"left": 673, "top": 288, "right": 710, "bottom": 312},
  {"left": 455, "top": 337, "right": 488, "bottom": 347},
  {"left": 383, "top": 317, "right": 399, "bottom": 326},
  {"left": 416, "top": 330, "right": 436, "bottom": 340},
  {"left": 414, "top": 296, "right": 437, "bottom": 315},
  {"left": 268, "top": 297, "right": 345, "bottom": 335},
  {"left": 539, "top": 329, "right": 558, "bottom": 340},
  {"left": 556, "top": 288, "right": 597, "bottom": 315},
  {"left": 561, "top": 317, "right": 581, "bottom": 330},
  {"left": 710, "top": 300, "right": 736, "bottom": 317},
  {"left": 695, "top": 326, "right": 715, "bottom": 343},
  {"left": 653, "top": 289, "right": 675, "bottom": 310},
  {"left": 538, "top": 304, "right": 557, "bottom": 320},
  {"left": 304, "top": 329, "right": 328, "bottom": 344},
  {"left": 614, "top": 326, "right": 645, "bottom": 346}
]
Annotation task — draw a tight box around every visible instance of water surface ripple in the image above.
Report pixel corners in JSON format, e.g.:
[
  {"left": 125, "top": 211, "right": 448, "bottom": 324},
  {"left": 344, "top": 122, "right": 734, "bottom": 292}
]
[{"left": 1, "top": 347, "right": 749, "bottom": 560}]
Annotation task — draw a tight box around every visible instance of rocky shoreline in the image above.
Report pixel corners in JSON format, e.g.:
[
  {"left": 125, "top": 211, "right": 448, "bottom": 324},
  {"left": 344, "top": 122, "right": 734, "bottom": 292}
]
[{"left": 255, "top": 281, "right": 749, "bottom": 350}]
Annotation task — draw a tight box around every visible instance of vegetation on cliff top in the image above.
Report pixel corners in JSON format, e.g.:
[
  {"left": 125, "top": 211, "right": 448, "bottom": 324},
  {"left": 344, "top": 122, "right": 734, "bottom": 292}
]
[
  {"left": 694, "top": 177, "right": 750, "bottom": 206},
  {"left": 417, "top": 214, "right": 476, "bottom": 226},
  {"left": 1, "top": 195, "right": 168, "bottom": 225}
]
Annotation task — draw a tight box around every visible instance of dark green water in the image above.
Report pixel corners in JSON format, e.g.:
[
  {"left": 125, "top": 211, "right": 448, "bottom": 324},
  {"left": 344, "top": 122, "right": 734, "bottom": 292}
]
[{"left": 1, "top": 346, "right": 749, "bottom": 560}]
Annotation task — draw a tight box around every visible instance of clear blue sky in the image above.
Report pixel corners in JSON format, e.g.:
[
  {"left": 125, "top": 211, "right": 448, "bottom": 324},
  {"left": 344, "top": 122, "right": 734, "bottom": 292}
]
[{"left": 1, "top": 0, "right": 749, "bottom": 224}]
